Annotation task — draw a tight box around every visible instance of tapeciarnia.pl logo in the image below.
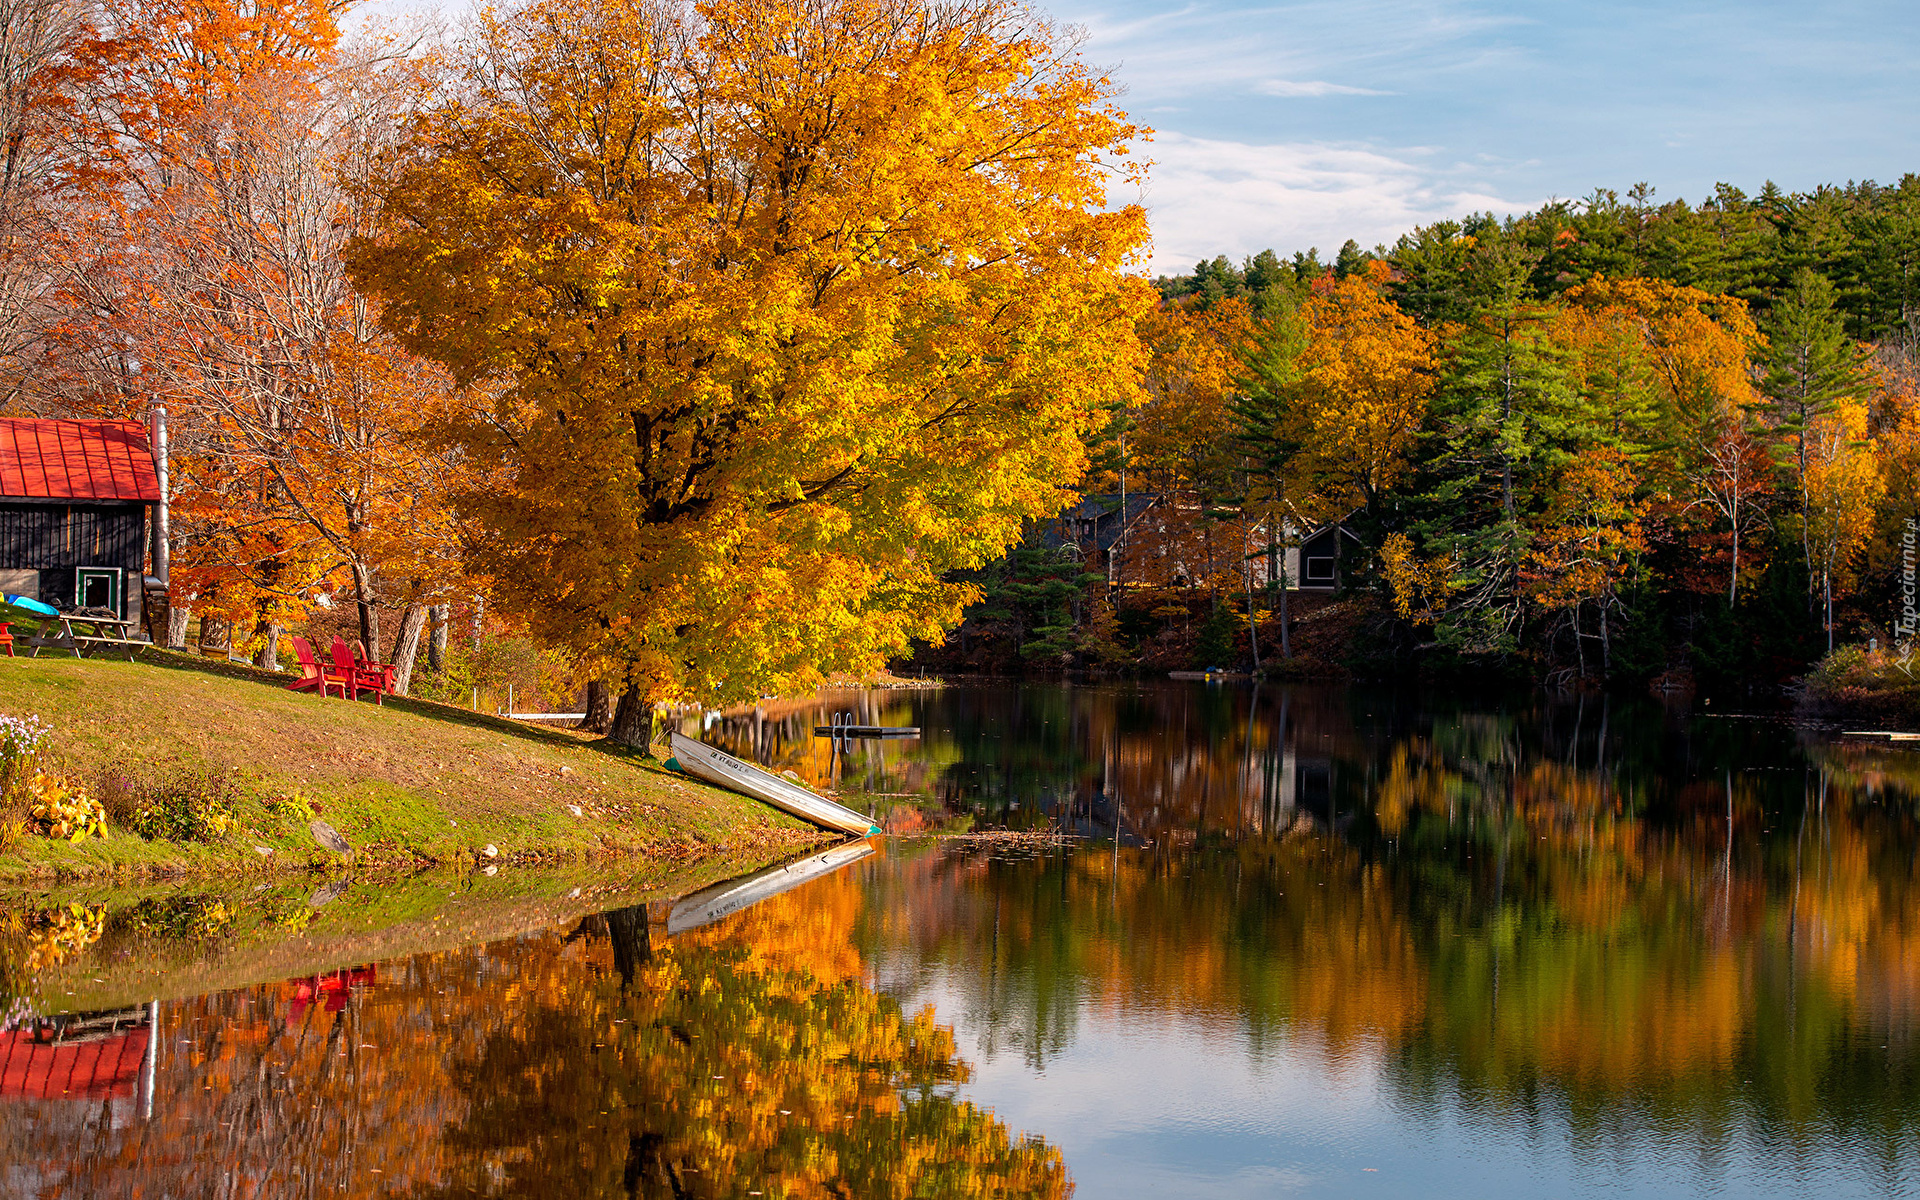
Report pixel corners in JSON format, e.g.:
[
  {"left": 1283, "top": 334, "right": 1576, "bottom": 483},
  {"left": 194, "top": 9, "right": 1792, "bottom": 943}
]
[{"left": 1899, "top": 517, "right": 1917, "bottom": 675}]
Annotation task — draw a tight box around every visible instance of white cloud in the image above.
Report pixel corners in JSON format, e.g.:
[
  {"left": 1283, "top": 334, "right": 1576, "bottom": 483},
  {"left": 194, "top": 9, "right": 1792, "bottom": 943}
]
[
  {"left": 1254, "top": 79, "right": 1391, "bottom": 97},
  {"left": 1128, "top": 131, "right": 1538, "bottom": 275}
]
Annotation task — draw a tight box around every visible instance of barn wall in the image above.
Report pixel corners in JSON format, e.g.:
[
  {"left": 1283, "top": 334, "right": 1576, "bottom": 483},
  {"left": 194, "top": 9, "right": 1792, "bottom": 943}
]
[{"left": 0, "top": 502, "right": 147, "bottom": 611}]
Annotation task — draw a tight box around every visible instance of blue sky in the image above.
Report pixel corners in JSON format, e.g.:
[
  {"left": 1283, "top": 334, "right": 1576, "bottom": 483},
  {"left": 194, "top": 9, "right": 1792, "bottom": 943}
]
[{"left": 1056, "top": 0, "right": 1920, "bottom": 273}]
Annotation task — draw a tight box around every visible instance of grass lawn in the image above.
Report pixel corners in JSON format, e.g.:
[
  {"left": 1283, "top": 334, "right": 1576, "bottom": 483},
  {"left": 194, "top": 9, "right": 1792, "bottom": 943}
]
[{"left": 0, "top": 649, "right": 827, "bottom": 882}]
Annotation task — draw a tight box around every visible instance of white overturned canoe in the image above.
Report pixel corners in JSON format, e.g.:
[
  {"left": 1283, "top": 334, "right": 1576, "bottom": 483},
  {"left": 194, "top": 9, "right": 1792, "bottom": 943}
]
[
  {"left": 665, "top": 840, "right": 877, "bottom": 935},
  {"left": 666, "top": 731, "right": 881, "bottom": 838}
]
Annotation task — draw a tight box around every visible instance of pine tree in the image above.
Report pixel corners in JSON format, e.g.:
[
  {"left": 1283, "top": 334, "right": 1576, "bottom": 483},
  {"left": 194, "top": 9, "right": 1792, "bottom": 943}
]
[
  {"left": 1231, "top": 289, "right": 1309, "bottom": 658},
  {"left": 1761, "top": 268, "right": 1875, "bottom": 618}
]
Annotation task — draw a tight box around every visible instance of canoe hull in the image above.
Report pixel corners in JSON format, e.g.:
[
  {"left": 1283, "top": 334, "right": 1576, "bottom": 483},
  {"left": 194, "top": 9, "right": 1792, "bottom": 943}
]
[{"left": 668, "top": 731, "right": 881, "bottom": 837}]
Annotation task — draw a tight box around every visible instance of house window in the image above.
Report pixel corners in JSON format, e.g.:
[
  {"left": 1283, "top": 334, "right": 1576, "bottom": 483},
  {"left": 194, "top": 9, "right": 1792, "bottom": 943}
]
[{"left": 1304, "top": 556, "right": 1336, "bottom": 583}]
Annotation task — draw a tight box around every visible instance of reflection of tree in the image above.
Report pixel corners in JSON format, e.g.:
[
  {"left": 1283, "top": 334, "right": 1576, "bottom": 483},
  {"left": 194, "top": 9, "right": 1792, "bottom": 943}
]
[
  {"left": 416, "top": 885, "right": 1068, "bottom": 1199},
  {"left": 864, "top": 736, "right": 1920, "bottom": 1160},
  {"left": 15, "top": 885, "right": 1066, "bottom": 1199}
]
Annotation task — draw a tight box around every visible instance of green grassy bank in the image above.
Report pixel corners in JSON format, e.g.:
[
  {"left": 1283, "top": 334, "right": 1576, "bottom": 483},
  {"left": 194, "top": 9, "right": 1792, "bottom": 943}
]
[{"left": 0, "top": 650, "right": 827, "bottom": 883}]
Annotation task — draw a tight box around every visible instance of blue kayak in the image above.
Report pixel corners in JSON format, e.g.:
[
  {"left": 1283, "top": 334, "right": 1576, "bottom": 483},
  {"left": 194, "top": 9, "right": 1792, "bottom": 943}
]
[{"left": 0, "top": 593, "right": 57, "bottom": 619}]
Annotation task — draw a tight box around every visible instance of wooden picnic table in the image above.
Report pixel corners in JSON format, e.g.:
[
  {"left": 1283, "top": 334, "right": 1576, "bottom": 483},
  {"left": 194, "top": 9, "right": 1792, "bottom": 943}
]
[{"left": 20, "top": 610, "right": 144, "bottom": 661}]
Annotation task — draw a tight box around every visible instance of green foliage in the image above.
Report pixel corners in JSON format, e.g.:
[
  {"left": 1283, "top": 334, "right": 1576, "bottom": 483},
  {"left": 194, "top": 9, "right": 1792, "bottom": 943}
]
[
  {"left": 1194, "top": 602, "right": 1240, "bottom": 668},
  {"left": 112, "top": 767, "right": 241, "bottom": 844},
  {"left": 409, "top": 634, "right": 578, "bottom": 712},
  {"left": 1157, "top": 248, "right": 1317, "bottom": 309}
]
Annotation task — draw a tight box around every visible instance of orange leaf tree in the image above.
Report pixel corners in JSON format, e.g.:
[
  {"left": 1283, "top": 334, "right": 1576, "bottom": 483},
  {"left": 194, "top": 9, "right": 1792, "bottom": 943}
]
[
  {"left": 44, "top": 2, "right": 479, "bottom": 673},
  {"left": 351, "top": 0, "right": 1152, "bottom": 737}
]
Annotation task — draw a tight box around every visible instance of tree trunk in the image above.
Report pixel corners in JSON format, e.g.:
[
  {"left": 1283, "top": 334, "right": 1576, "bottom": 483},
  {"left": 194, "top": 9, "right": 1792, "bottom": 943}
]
[
  {"left": 427, "top": 604, "right": 449, "bottom": 673},
  {"left": 167, "top": 603, "right": 191, "bottom": 650},
  {"left": 1729, "top": 505, "right": 1740, "bottom": 606},
  {"left": 1600, "top": 602, "right": 1612, "bottom": 677},
  {"left": 1279, "top": 535, "right": 1292, "bottom": 660},
  {"left": 254, "top": 621, "right": 281, "bottom": 672},
  {"left": 199, "top": 616, "right": 230, "bottom": 655},
  {"left": 1572, "top": 606, "right": 1586, "bottom": 680},
  {"left": 1240, "top": 492, "right": 1259, "bottom": 669},
  {"left": 468, "top": 593, "right": 485, "bottom": 651},
  {"left": 351, "top": 560, "right": 380, "bottom": 656},
  {"left": 608, "top": 684, "right": 653, "bottom": 749},
  {"left": 581, "top": 679, "right": 614, "bottom": 733},
  {"left": 389, "top": 603, "right": 430, "bottom": 696}
]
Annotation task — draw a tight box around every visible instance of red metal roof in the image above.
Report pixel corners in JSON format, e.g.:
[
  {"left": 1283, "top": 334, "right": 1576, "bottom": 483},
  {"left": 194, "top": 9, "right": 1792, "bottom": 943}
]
[{"left": 0, "top": 418, "right": 161, "bottom": 502}]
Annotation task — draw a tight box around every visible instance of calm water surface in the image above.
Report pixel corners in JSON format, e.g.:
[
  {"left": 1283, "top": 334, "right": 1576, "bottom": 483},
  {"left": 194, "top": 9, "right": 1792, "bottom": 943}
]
[{"left": 7, "top": 681, "right": 1920, "bottom": 1198}]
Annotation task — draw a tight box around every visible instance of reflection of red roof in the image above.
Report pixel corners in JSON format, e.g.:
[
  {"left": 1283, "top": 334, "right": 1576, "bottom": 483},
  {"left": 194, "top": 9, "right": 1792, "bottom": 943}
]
[
  {"left": 0, "top": 418, "right": 161, "bottom": 502},
  {"left": 1, "top": 1025, "right": 149, "bottom": 1099}
]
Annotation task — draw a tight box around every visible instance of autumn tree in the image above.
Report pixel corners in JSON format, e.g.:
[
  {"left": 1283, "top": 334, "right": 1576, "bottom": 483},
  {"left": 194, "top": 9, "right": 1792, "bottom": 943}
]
[
  {"left": 1291, "top": 262, "right": 1436, "bottom": 510},
  {"left": 1800, "top": 396, "right": 1883, "bottom": 650},
  {"left": 353, "top": 0, "right": 1150, "bottom": 741},
  {"left": 1522, "top": 447, "right": 1647, "bottom": 676},
  {"left": 1131, "top": 297, "right": 1255, "bottom": 601},
  {"left": 0, "top": 0, "right": 102, "bottom": 402},
  {"left": 41, "top": 2, "right": 482, "bottom": 679}
]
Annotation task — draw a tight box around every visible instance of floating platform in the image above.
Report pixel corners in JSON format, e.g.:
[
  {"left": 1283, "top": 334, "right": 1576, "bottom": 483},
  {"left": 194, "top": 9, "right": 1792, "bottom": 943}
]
[
  {"left": 813, "top": 725, "right": 920, "bottom": 738},
  {"left": 1841, "top": 730, "right": 1920, "bottom": 741}
]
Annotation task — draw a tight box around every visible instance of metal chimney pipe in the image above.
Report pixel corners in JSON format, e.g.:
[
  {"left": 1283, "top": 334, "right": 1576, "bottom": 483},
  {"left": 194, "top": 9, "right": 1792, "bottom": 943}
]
[{"left": 150, "top": 404, "right": 169, "bottom": 586}]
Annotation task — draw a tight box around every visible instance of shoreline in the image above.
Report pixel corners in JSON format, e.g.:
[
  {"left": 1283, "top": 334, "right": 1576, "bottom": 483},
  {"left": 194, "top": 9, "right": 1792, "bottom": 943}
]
[{"left": 0, "top": 651, "right": 834, "bottom": 885}]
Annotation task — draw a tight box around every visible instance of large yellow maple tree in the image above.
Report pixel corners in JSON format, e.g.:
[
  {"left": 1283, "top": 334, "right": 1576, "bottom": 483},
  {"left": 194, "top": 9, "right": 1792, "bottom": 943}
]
[{"left": 352, "top": 0, "right": 1152, "bottom": 734}]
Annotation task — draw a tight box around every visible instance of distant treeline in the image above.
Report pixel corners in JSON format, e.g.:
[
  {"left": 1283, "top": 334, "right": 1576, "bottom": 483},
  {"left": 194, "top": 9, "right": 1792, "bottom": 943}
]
[
  {"left": 956, "top": 178, "right": 1920, "bottom": 691},
  {"left": 1158, "top": 178, "right": 1920, "bottom": 339}
]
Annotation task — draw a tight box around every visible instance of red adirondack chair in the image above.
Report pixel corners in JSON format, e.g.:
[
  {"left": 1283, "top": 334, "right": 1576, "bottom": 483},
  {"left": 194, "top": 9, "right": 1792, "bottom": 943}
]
[
  {"left": 331, "top": 637, "right": 391, "bottom": 704},
  {"left": 286, "top": 636, "right": 348, "bottom": 699},
  {"left": 353, "top": 640, "right": 397, "bottom": 696},
  {"left": 0, "top": 622, "right": 12, "bottom": 657}
]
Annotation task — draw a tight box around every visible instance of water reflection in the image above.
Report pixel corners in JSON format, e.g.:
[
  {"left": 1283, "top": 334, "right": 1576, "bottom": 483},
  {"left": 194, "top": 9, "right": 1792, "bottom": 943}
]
[
  {"left": 0, "top": 878, "right": 1067, "bottom": 1199},
  {"left": 7, "top": 683, "right": 1920, "bottom": 1197}
]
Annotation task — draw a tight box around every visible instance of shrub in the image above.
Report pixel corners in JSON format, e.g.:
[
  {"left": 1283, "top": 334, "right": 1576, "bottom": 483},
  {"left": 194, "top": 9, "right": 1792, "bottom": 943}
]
[
  {"left": 0, "top": 713, "right": 48, "bottom": 791},
  {"left": 1808, "top": 643, "right": 1920, "bottom": 693},
  {"left": 121, "top": 767, "right": 240, "bottom": 843},
  {"left": 0, "top": 714, "right": 50, "bottom": 849},
  {"left": 25, "top": 772, "right": 106, "bottom": 842}
]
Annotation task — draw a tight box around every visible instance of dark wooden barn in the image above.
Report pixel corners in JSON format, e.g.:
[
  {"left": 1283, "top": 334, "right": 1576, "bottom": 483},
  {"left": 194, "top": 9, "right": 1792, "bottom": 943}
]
[{"left": 0, "top": 419, "right": 161, "bottom": 624}]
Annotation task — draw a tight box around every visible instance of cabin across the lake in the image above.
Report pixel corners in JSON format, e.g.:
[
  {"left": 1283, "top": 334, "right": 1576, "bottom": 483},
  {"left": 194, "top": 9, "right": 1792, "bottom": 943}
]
[{"left": 0, "top": 418, "right": 162, "bottom": 626}]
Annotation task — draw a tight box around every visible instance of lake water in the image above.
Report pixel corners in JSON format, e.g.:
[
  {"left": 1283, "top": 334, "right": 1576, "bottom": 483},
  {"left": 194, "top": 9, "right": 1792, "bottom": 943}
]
[{"left": 7, "top": 681, "right": 1920, "bottom": 1197}]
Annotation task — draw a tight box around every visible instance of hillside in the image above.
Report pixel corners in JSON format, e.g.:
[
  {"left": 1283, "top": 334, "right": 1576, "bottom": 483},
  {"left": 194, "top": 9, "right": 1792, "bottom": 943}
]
[{"left": 0, "top": 650, "right": 826, "bottom": 882}]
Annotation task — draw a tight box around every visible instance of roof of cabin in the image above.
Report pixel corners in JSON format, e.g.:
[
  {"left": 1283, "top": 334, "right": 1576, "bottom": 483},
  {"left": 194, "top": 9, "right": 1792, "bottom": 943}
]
[{"left": 0, "top": 418, "right": 161, "bottom": 502}]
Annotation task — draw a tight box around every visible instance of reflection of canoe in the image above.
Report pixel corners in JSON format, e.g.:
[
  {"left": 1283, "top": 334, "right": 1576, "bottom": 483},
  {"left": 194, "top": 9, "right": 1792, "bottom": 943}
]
[
  {"left": 667, "top": 731, "right": 880, "bottom": 837},
  {"left": 665, "top": 840, "right": 877, "bottom": 935}
]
